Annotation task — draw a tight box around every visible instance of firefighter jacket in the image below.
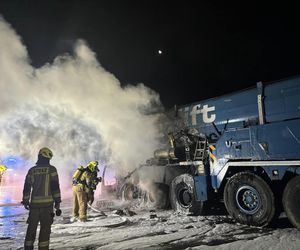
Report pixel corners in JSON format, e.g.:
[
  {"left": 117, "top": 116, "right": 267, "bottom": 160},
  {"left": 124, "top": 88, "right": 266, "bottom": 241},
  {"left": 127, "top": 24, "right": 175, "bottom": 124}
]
[{"left": 22, "top": 164, "right": 61, "bottom": 208}]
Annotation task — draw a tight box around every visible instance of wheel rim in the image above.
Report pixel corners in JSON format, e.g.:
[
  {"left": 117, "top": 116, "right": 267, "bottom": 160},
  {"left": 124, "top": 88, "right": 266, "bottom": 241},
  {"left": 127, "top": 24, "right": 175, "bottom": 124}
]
[
  {"left": 177, "top": 184, "right": 193, "bottom": 208},
  {"left": 235, "top": 185, "right": 261, "bottom": 215}
]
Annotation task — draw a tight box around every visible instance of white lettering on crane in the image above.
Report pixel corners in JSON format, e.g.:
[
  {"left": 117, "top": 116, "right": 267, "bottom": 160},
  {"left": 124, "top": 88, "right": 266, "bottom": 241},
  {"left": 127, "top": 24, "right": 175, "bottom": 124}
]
[{"left": 190, "top": 104, "right": 216, "bottom": 125}]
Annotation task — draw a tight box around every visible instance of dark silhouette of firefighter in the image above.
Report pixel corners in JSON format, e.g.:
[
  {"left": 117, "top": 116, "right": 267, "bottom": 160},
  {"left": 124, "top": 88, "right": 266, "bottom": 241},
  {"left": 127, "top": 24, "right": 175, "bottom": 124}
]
[
  {"left": 71, "top": 161, "right": 101, "bottom": 222},
  {"left": 22, "top": 147, "right": 61, "bottom": 250}
]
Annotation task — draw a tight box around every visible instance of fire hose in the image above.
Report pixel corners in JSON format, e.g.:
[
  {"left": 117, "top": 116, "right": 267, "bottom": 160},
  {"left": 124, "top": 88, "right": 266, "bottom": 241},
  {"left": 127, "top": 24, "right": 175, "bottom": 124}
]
[{"left": 88, "top": 203, "right": 106, "bottom": 216}]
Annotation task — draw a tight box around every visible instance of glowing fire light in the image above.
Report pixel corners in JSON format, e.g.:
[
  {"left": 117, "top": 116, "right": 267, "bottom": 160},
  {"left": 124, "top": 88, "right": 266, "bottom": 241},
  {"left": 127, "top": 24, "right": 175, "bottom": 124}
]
[{"left": 0, "top": 155, "right": 27, "bottom": 205}]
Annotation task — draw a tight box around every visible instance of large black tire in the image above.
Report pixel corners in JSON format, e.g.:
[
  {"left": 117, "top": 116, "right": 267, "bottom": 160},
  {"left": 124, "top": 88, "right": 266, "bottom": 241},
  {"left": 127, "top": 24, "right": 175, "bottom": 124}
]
[
  {"left": 224, "top": 172, "right": 276, "bottom": 227},
  {"left": 283, "top": 175, "right": 300, "bottom": 229},
  {"left": 170, "top": 174, "right": 206, "bottom": 215}
]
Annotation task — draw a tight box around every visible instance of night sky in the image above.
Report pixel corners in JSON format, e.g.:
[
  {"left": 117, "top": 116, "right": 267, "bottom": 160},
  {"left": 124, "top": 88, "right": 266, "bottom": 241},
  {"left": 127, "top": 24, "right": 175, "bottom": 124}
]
[{"left": 1, "top": 1, "right": 300, "bottom": 108}]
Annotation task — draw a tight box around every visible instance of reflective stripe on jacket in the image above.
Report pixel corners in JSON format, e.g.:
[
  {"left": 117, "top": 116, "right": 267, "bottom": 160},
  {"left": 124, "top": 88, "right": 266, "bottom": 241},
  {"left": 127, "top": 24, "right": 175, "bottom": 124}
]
[{"left": 22, "top": 164, "right": 61, "bottom": 207}]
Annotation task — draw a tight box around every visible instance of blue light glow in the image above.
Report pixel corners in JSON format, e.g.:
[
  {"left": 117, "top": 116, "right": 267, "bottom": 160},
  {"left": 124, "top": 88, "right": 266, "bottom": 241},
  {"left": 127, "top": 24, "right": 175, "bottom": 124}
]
[{"left": 1, "top": 156, "right": 25, "bottom": 170}]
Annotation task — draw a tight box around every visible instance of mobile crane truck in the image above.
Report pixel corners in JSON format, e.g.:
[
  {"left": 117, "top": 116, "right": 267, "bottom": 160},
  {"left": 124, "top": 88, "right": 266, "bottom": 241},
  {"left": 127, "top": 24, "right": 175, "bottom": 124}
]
[{"left": 120, "top": 75, "right": 300, "bottom": 228}]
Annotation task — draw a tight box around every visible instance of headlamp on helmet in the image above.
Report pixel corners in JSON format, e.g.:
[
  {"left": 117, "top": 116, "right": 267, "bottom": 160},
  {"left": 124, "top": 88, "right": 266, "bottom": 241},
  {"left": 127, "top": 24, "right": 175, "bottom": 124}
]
[{"left": 0, "top": 164, "right": 7, "bottom": 173}]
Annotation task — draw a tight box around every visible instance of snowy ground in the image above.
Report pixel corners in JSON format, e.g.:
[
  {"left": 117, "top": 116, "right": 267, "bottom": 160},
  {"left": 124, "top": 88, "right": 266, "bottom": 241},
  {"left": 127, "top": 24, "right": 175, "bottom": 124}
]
[{"left": 1, "top": 199, "right": 300, "bottom": 250}]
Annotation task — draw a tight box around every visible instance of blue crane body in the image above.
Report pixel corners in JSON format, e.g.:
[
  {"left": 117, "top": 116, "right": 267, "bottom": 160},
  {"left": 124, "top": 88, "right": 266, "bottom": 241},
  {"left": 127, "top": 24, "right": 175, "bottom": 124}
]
[
  {"left": 120, "top": 75, "right": 300, "bottom": 228},
  {"left": 171, "top": 76, "right": 300, "bottom": 227},
  {"left": 179, "top": 76, "right": 300, "bottom": 185}
]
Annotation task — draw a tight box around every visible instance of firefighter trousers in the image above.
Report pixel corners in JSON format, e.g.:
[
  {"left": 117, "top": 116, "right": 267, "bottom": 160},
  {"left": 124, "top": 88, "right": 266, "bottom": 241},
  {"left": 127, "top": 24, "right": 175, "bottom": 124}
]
[
  {"left": 24, "top": 206, "right": 54, "bottom": 250},
  {"left": 87, "top": 189, "right": 95, "bottom": 205},
  {"left": 72, "top": 185, "right": 88, "bottom": 221}
]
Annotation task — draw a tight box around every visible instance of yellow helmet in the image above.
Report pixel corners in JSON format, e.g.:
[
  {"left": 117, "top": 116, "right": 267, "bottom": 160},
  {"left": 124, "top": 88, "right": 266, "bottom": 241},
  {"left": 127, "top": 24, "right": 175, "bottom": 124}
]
[
  {"left": 87, "top": 161, "right": 98, "bottom": 172},
  {"left": 38, "top": 147, "right": 53, "bottom": 159},
  {"left": 0, "top": 164, "right": 7, "bottom": 173}
]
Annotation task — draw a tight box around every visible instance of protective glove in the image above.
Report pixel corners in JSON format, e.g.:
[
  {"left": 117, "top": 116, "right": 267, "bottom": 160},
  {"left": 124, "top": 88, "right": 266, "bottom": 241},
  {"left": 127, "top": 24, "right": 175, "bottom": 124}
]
[
  {"left": 21, "top": 201, "right": 30, "bottom": 210},
  {"left": 54, "top": 202, "right": 62, "bottom": 216},
  {"left": 72, "top": 178, "right": 78, "bottom": 186},
  {"left": 55, "top": 209, "right": 62, "bottom": 216}
]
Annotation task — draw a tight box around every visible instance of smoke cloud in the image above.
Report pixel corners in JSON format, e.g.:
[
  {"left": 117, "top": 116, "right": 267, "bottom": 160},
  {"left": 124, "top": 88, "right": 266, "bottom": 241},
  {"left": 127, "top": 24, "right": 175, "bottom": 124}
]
[{"left": 0, "top": 17, "right": 164, "bottom": 200}]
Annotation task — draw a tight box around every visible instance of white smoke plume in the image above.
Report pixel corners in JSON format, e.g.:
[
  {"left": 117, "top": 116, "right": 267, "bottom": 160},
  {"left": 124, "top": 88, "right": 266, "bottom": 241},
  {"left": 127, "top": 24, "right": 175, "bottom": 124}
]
[{"left": 0, "top": 17, "right": 164, "bottom": 200}]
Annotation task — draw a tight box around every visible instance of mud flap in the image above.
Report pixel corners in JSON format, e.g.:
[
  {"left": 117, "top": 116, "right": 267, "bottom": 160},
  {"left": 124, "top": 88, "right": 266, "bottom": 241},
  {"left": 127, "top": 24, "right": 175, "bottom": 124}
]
[{"left": 194, "top": 176, "right": 208, "bottom": 202}]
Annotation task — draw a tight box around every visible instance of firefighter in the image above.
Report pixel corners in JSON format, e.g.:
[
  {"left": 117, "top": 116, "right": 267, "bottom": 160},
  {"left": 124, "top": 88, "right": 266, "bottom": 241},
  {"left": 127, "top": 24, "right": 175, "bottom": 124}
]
[
  {"left": 87, "top": 165, "right": 102, "bottom": 206},
  {"left": 0, "top": 164, "right": 7, "bottom": 184},
  {"left": 22, "top": 147, "right": 61, "bottom": 250},
  {"left": 71, "top": 160, "right": 100, "bottom": 222}
]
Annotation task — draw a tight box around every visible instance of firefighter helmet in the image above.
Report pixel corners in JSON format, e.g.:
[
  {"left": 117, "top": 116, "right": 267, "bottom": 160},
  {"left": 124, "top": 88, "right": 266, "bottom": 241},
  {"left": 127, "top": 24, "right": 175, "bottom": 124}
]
[
  {"left": 0, "top": 164, "right": 7, "bottom": 173},
  {"left": 38, "top": 147, "right": 53, "bottom": 159},
  {"left": 87, "top": 161, "right": 99, "bottom": 172}
]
